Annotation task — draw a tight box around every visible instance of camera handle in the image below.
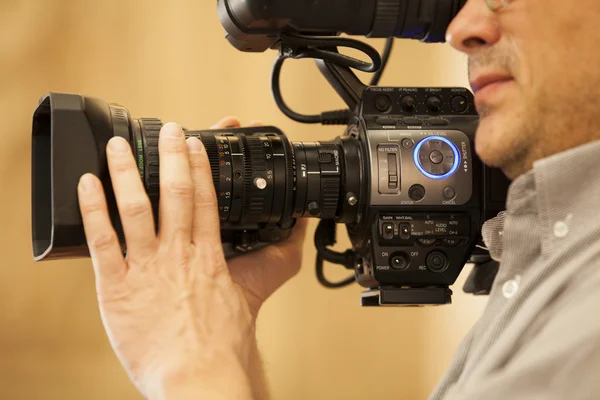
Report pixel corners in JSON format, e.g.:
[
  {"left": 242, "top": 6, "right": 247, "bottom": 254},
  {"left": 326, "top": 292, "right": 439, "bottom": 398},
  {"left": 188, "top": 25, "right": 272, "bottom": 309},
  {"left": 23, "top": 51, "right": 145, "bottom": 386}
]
[
  {"left": 272, "top": 33, "right": 390, "bottom": 125},
  {"left": 314, "top": 57, "right": 367, "bottom": 112}
]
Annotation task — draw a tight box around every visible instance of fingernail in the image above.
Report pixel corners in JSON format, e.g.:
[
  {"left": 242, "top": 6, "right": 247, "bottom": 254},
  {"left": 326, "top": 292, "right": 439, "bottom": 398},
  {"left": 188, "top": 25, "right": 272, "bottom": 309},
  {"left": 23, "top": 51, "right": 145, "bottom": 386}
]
[
  {"left": 163, "top": 122, "right": 183, "bottom": 137},
  {"left": 186, "top": 137, "right": 204, "bottom": 153},
  {"left": 79, "top": 174, "right": 97, "bottom": 193},
  {"left": 109, "top": 137, "right": 129, "bottom": 153}
]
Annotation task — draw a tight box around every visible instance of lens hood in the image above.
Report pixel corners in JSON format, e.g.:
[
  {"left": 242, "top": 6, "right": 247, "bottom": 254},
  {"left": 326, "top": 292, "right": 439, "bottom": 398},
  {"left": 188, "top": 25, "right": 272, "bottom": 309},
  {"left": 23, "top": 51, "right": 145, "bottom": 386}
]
[{"left": 31, "top": 92, "right": 125, "bottom": 261}]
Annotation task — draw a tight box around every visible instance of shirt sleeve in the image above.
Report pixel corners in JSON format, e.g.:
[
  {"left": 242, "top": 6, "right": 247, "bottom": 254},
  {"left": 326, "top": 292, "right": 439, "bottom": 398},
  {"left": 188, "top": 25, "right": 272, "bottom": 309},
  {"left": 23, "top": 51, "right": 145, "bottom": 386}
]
[{"left": 445, "top": 280, "right": 600, "bottom": 400}]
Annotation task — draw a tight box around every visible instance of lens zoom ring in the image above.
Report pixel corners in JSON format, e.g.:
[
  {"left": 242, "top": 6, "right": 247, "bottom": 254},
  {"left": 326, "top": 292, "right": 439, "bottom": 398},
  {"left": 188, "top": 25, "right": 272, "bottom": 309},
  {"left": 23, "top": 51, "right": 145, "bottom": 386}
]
[
  {"left": 139, "top": 118, "right": 162, "bottom": 206},
  {"left": 284, "top": 139, "right": 295, "bottom": 222},
  {"left": 321, "top": 176, "right": 340, "bottom": 219},
  {"left": 369, "top": 0, "right": 401, "bottom": 37},
  {"left": 243, "top": 136, "right": 267, "bottom": 222}
]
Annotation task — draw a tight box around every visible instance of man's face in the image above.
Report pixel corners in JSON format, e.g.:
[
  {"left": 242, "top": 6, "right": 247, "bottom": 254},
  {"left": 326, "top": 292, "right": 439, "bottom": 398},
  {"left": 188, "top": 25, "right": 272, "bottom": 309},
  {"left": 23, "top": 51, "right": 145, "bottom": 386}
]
[{"left": 447, "top": 0, "right": 600, "bottom": 179}]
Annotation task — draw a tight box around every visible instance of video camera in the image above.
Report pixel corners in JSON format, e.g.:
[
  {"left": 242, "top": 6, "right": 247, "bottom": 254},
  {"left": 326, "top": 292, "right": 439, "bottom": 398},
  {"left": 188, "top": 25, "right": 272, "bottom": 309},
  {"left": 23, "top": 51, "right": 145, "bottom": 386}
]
[{"left": 30, "top": 0, "right": 510, "bottom": 306}]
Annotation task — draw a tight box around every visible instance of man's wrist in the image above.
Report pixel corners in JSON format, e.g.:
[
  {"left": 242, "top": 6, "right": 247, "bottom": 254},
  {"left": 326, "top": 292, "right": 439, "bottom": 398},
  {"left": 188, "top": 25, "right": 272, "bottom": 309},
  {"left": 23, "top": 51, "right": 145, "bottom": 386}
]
[{"left": 148, "top": 352, "right": 255, "bottom": 400}]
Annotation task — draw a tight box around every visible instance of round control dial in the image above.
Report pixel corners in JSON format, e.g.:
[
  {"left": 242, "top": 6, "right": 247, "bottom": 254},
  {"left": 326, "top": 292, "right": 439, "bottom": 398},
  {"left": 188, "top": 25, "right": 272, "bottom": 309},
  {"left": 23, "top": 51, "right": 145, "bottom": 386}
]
[
  {"left": 451, "top": 95, "right": 468, "bottom": 113},
  {"left": 427, "top": 251, "right": 449, "bottom": 273},
  {"left": 426, "top": 96, "right": 442, "bottom": 112},
  {"left": 374, "top": 94, "right": 392, "bottom": 113},
  {"left": 414, "top": 136, "right": 461, "bottom": 180},
  {"left": 400, "top": 95, "right": 417, "bottom": 112},
  {"left": 390, "top": 252, "right": 410, "bottom": 271}
]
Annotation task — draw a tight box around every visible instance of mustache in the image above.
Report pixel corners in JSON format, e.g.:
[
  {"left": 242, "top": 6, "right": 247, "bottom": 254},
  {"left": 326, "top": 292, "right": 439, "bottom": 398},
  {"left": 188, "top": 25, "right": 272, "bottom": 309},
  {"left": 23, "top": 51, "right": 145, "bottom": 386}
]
[{"left": 468, "top": 48, "right": 516, "bottom": 79}]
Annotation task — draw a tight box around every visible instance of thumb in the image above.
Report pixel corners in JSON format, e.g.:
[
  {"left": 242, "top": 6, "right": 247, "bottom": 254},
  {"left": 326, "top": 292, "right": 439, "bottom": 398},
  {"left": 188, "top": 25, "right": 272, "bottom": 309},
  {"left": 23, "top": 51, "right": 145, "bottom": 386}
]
[{"left": 228, "top": 219, "right": 309, "bottom": 301}]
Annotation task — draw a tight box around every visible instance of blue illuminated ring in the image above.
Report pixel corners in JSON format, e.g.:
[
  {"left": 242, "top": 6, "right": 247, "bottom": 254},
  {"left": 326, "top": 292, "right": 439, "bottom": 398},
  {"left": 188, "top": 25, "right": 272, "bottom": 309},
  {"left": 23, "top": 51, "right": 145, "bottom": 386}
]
[{"left": 413, "top": 136, "right": 461, "bottom": 180}]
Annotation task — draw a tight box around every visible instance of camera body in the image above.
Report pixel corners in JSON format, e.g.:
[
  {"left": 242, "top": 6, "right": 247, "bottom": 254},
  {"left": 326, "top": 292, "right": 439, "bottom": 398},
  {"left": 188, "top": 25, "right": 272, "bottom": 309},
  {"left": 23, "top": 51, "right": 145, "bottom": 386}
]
[
  {"left": 218, "top": 86, "right": 506, "bottom": 305},
  {"left": 348, "top": 86, "right": 504, "bottom": 304},
  {"left": 212, "top": 0, "right": 509, "bottom": 303}
]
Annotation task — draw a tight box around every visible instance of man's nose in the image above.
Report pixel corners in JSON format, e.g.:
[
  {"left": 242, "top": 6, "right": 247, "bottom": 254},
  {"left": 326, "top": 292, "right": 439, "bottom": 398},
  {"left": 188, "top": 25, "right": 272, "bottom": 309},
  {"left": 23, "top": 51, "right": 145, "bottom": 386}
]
[{"left": 446, "top": 0, "right": 501, "bottom": 54}]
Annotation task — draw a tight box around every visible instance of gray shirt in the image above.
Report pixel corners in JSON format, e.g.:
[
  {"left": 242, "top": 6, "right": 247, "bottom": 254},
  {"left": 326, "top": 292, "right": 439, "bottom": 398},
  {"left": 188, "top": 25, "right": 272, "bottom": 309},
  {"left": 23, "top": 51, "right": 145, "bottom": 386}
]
[{"left": 430, "top": 139, "right": 600, "bottom": 400}]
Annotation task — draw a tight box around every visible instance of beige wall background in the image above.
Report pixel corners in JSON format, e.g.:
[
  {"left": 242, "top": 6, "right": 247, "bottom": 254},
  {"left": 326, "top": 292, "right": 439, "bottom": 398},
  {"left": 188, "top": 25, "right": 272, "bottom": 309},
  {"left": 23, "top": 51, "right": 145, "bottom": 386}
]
[{"left": 0, "top": 1, "right": 488, "bottom": 399}]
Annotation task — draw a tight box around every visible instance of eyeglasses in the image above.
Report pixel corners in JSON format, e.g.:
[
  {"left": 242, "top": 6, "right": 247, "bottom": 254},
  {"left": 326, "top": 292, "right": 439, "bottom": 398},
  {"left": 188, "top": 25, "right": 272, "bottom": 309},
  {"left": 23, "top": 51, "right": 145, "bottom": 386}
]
[{"left": 485, "top": 0, "right": 518, "bottom": 11}]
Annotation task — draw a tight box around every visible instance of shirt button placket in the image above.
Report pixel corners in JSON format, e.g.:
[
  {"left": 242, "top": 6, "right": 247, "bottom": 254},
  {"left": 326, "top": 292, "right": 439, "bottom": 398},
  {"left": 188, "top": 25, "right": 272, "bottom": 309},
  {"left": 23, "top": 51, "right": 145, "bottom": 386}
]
[
  {"left": 503, "top": 275, "right": 521, "bottom": 299},
  {"left": 554, "top": 214, "right": 573, "bottom": 238}
]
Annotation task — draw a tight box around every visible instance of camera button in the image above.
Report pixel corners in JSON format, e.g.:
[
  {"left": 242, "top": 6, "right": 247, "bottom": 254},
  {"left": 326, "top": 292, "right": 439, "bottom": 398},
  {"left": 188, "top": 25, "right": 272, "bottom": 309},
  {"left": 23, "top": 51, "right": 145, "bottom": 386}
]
[
  {"left": 375, "top": 94, "right": 393, "bottom": 113},
  {"left": 307, "top": 201, "right": 321, "bottom": 216},
  {"left": 399, "top": 223, "right": 411, "bottom": 239},
  {"left": 400, "top": 95, "right": 417, "bottom": 113},
  {"left": 429, "top": 150, "right": 444, "bottom": 164},
  {"left": 417, "top": 238, "right": 437, "bottom": 247},
  {"left": 451, "top": 95, "right": 468, "bottom": 113},
  {"left": 403, "top": 118, "right": 422, "bottom": 125},
  {"left": 402, "top": 138, "right": 414, "bottom": 149},
  {"left": 426, "top": 251, "right": 449, "bottom": 273},
  {"left": 409, "top": 184, "right": 426, "bottom": 201},
  {"left": 388, "top": 174, "right": 398, "bottom": 190},
  {"left": 442, "top": 238, "right": 461, "bottom": 247},
  {"left": 390, "top": 253, "right": 410, "bottom": 271},
  {"left": 426, "top": 96, "right": 442, "bottom": 113},
  {"left": 428, "top": 118, "right": 449, "bottom": 126},
  {"left": 376, "top": 118, "right": 397, "bottom": 125},
  {"left": 443, "top": 186, "right": 456, "bottom": 200},
  {"left": 382, "top": 223, "right": 395, "bottom": 240}
]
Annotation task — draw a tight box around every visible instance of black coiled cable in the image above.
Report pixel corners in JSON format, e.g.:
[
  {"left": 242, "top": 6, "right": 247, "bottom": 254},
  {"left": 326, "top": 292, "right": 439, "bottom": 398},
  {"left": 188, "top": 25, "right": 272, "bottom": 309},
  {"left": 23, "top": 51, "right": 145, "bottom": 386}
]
[
  {"left": 314, "top": 219, "right": 356, "bottom": 289},
  {"left": 271, "top": 33, "right": 394, "bottom": 125}
]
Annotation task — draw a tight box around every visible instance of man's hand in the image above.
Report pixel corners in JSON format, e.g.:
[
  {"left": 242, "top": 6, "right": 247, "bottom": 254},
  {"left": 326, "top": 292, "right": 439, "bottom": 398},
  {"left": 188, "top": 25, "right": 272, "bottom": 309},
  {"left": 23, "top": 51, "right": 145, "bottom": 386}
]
[{"left": 77, "top": 118, "right": 307, "bottom": 399}]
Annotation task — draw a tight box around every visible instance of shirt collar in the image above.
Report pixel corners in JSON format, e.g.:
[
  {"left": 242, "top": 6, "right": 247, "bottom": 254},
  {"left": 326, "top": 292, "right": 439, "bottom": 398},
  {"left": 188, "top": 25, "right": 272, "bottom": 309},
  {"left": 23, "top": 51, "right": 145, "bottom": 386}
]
[
  {"left": 532, "top": 139, "right": 600, "bottom": 256},
  {"left": 484, "top": 139, "right": 600, "bottom": 260}
]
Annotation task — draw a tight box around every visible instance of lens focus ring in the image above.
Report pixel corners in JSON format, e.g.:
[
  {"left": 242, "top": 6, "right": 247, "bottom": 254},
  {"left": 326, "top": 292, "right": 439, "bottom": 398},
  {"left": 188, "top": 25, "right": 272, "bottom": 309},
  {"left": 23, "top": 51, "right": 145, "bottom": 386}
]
[{"left": 369, "top": 0, "right": 401, "bottom": 37}]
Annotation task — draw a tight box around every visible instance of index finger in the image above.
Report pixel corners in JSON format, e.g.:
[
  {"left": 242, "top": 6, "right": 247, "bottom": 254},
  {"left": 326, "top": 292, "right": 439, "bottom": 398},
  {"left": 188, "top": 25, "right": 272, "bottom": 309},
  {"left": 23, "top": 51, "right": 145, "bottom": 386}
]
[{"left": 78, "top": 173, "right": 127, "bottom": 290}]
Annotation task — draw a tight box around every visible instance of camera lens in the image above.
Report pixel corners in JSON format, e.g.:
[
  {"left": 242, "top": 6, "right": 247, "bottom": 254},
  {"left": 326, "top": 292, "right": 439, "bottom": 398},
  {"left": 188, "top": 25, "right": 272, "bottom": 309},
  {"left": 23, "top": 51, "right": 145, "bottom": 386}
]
[
  {"left": 138, "top": 119, "right": 354, "bottom": 223},
  {"left": 30, "top": 93, "right": 363, "bottom": 260},
  {"left": 138, "top": 118, "right": 297, "bottom": 224}
]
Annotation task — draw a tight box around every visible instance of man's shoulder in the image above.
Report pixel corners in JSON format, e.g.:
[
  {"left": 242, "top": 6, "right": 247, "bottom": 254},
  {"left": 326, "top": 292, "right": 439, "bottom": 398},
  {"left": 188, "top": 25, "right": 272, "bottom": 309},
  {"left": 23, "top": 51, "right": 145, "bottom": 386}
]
[
  {"left": 516, "top": 258, "right": 600, "bottom": 357},
  {"left": 451, "top": 263, "right": 600, "bottom": 400}
]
